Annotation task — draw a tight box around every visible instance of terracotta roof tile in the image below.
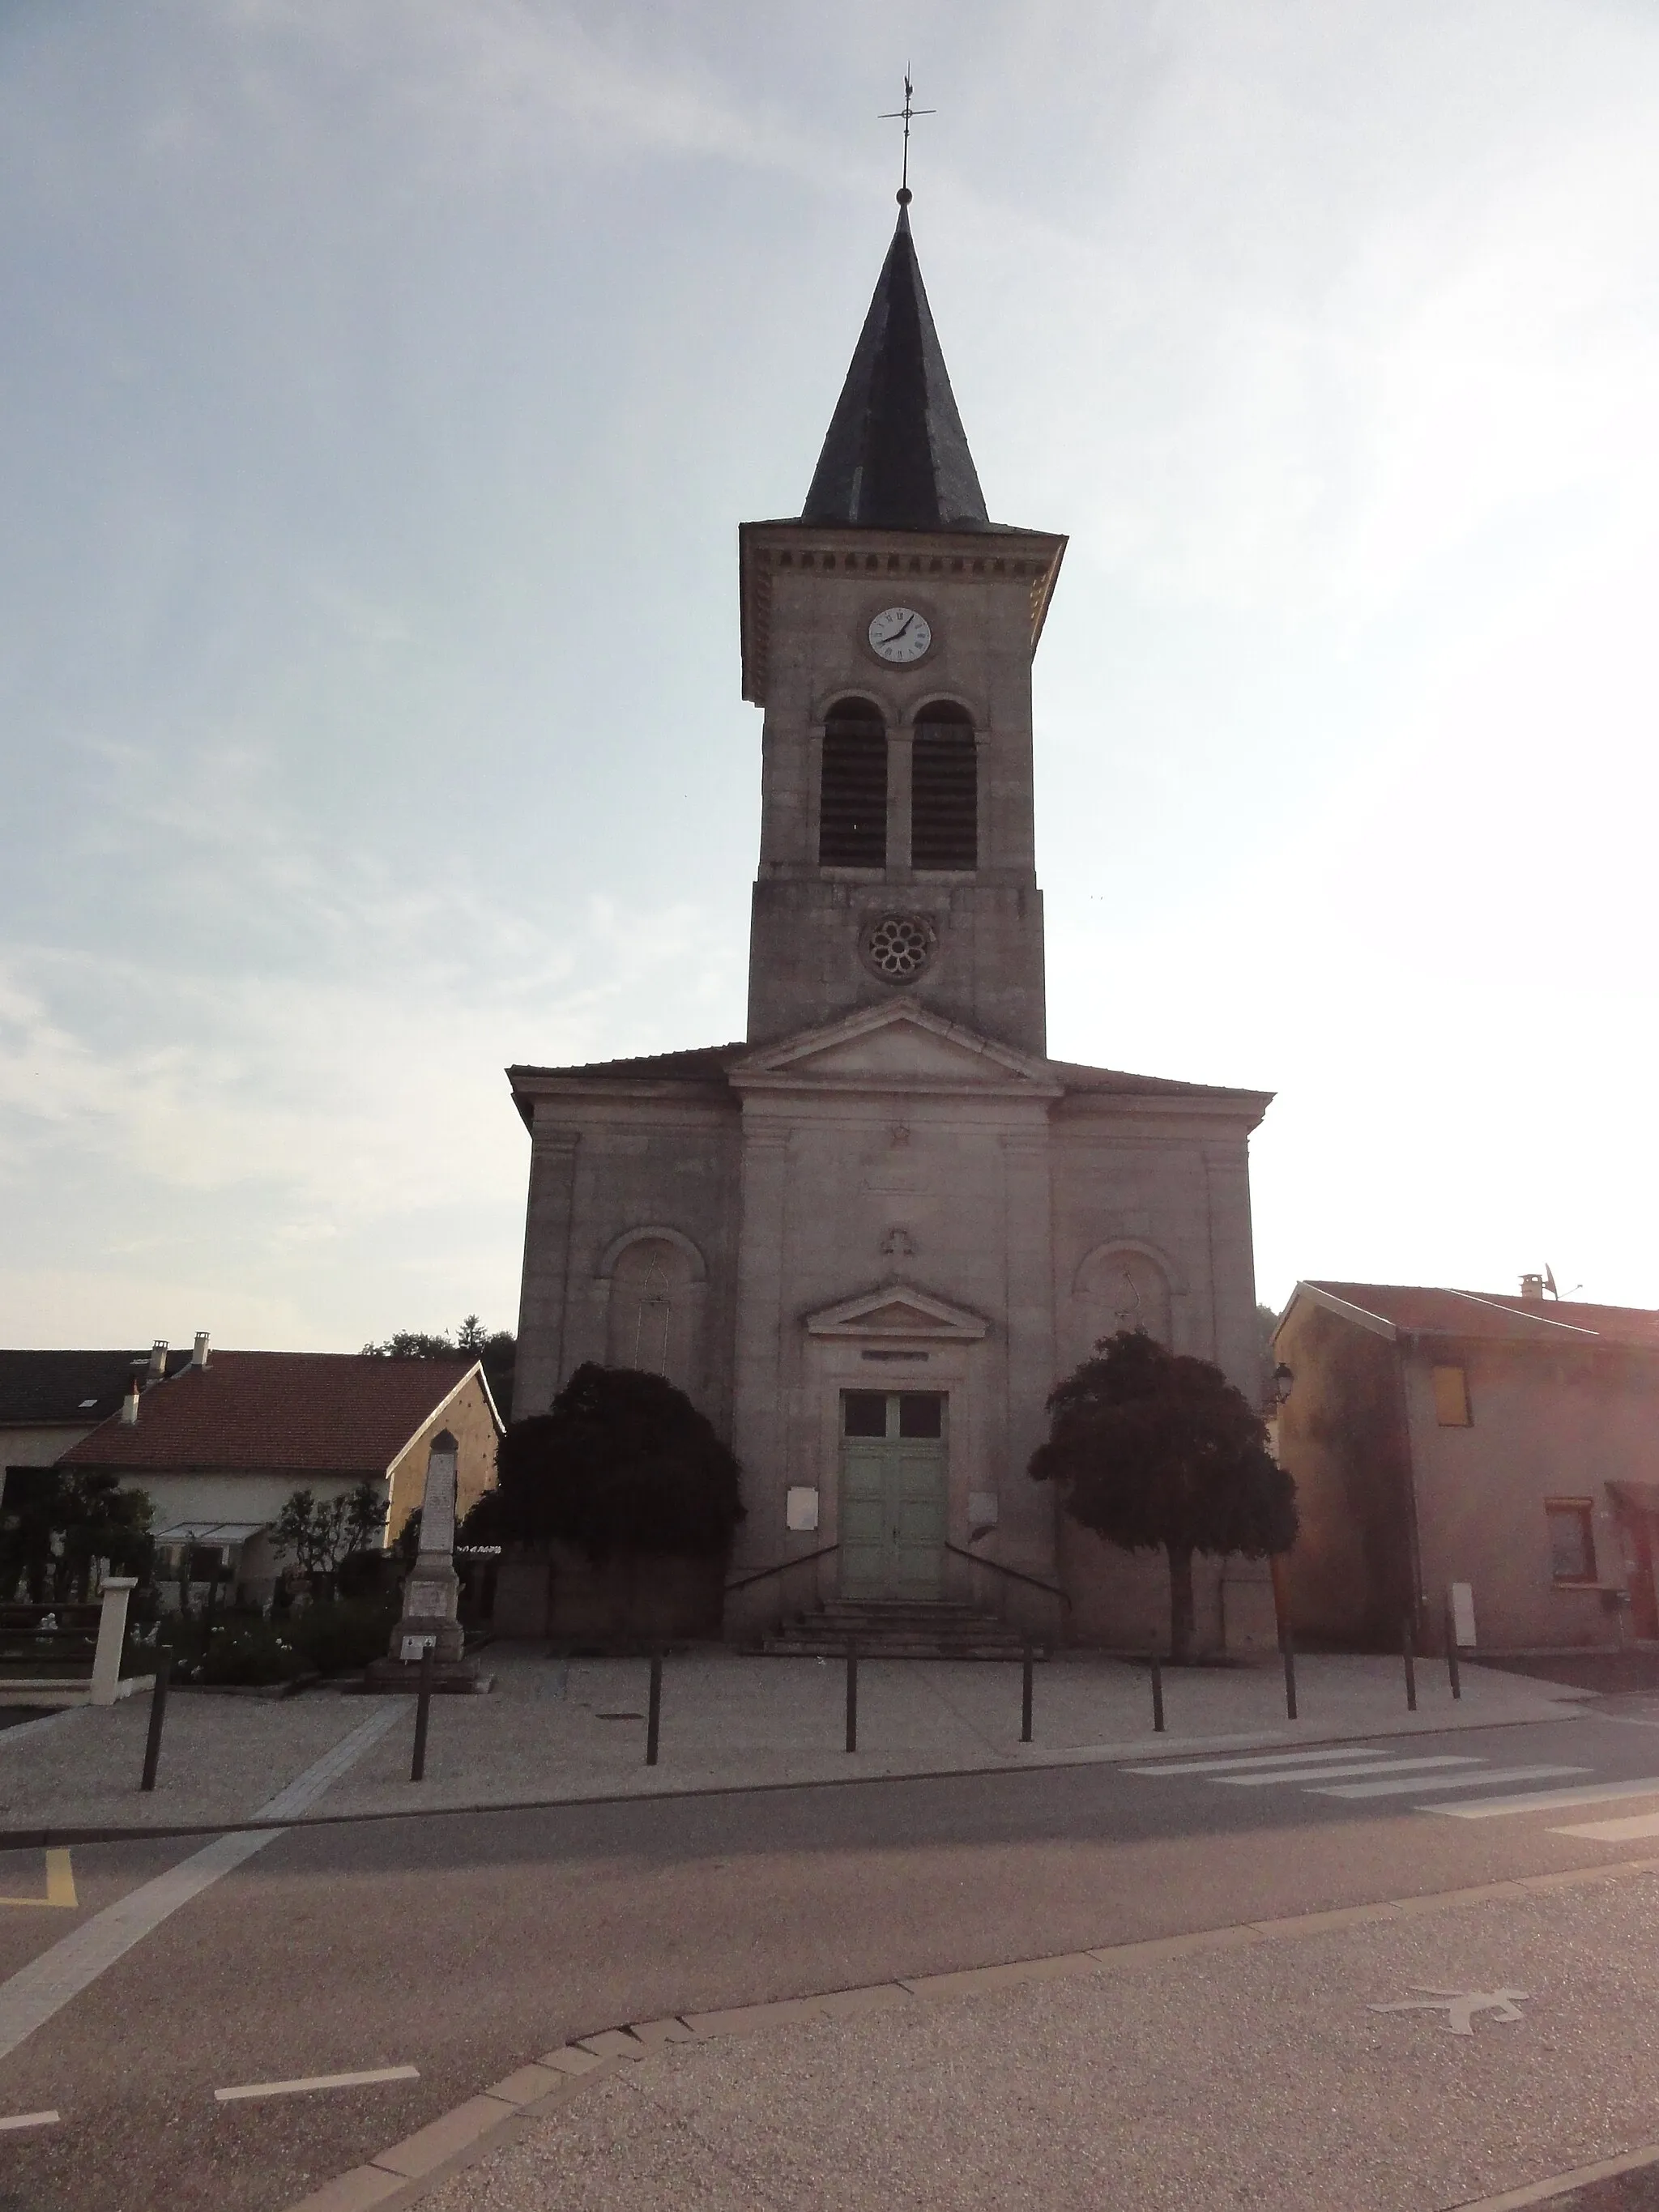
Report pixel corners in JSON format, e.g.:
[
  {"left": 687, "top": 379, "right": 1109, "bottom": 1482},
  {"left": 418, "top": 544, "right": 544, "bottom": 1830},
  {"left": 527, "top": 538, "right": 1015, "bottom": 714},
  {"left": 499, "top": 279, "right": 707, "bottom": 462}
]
[
  {"left": 59, "top": 1352, "right": 484, "bottom": 1476},
  {"left": 1307, "top": 1282, "right": 1659, "bottom": 1348}
]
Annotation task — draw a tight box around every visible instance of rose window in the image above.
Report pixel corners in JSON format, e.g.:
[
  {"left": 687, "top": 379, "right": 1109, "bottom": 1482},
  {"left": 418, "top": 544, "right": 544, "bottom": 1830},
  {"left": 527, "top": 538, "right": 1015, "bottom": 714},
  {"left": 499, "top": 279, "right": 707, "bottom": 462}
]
[{"left": 863, "top": 913, "right": 936, "bottom": 982}]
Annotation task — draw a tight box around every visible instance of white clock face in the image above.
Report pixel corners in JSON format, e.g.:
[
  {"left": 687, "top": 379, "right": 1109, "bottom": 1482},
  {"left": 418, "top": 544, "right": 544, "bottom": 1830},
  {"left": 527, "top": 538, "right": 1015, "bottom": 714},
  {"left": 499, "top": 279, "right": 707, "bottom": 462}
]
[{"left": 868, "top": 606, "right": 933, "bottom": 664}]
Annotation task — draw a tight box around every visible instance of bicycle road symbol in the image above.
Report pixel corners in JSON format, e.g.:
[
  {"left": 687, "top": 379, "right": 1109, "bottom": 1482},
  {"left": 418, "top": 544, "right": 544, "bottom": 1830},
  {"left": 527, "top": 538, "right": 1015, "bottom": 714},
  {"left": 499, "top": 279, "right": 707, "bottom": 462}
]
[{"left": 1368, "top": 1987, "right": 1531, "bottom": 2036}]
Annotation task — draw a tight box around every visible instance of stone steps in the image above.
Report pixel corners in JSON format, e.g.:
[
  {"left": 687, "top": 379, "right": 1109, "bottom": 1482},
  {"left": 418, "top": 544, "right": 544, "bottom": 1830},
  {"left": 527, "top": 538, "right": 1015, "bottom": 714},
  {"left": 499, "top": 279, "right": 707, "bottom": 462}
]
[{"left": 749, "top": 1598, "right": 1046, "bottom": 1661}]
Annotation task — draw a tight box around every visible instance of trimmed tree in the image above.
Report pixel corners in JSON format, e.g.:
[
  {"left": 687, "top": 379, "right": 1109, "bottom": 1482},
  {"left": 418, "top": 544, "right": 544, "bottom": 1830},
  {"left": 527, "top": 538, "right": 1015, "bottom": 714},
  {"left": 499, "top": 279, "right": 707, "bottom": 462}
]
[
  {"left": 474, "top": 1363, "right": 743, "bottom": 1566},
  {"left": 271, "top": 1482, "right": 389, "bottom": 1599},
  {"left": 1029, "top": 1329, "right": 1297, "bottom": 1662}
]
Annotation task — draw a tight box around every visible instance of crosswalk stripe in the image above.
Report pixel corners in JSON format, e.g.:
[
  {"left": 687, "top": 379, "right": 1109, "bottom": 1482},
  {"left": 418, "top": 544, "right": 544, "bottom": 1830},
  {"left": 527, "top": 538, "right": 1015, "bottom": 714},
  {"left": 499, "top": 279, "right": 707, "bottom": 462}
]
[
  {"left": 1122, "top": 1749, "right": 1395, "bottom": 1778},
  {"left": 1216, "top": 1755, "right": 1482, "bottom": 1788},
  {"left": 1430, "top": 1775, "right": 1659, "bottom": 1820},
  {"left": 1549, "top": 1809, "right": 1659, "bottom": 1843},
  {"left": 1312, "top": 1764, "right": 1589, "bottom": 1801}
]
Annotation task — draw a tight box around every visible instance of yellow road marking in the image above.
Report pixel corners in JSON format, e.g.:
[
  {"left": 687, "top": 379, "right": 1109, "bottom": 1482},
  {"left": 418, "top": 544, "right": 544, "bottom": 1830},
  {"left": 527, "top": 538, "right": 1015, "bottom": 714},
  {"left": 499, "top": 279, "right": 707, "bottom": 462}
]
[{"left": 0, "top": 1850, "right": 76, "bottom": 1911}]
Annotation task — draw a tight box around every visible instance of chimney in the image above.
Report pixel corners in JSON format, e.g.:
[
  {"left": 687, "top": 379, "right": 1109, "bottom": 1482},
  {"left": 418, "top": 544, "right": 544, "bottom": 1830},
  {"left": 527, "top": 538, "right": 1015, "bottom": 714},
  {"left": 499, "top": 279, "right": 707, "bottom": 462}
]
[
  {"left": 121, "top": 1377, "right": 140, "bottom": 1426},
  {"left": 1520, "top": 1273, "right": 1546, "bottom": 1303},
  {"left": 191, "top": 1331, "right": 211, "bottom": 1368},
  {"left": 146, "top": 1339, "right": 168, "bottom": 1383}
]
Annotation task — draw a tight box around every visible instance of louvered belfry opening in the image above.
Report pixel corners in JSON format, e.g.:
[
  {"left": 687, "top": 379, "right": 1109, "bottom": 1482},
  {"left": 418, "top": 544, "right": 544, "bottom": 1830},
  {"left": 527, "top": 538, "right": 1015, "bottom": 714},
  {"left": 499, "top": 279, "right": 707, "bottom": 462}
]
[
  {"left": 911, "top": 703, "right": 978, "bottom": 871},
  {"left": 819, "top": 698, "right": 889, "bottom": 867}
]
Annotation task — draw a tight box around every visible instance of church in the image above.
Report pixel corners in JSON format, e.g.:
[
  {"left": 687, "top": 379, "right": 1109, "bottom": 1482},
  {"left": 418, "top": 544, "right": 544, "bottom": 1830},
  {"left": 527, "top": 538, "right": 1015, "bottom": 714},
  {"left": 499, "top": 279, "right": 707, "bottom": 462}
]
[{"left": 506, "top": 192, "right": 1273, "bottom": 1650}]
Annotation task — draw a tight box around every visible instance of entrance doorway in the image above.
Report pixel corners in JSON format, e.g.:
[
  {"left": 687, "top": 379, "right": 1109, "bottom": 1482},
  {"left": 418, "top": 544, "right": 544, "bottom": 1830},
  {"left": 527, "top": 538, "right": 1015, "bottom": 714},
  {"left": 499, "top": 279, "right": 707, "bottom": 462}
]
[{"left": 838, "top": 1392, "right": 947, "bottom": 1600}]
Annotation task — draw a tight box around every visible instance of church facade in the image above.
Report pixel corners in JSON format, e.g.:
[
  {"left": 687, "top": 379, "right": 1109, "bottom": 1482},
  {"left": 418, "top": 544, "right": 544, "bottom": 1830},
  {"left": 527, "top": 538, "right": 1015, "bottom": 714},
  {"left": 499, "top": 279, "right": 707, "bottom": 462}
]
[{"left": 508, "top": 200, "right": 1273, "bottom": 1646}]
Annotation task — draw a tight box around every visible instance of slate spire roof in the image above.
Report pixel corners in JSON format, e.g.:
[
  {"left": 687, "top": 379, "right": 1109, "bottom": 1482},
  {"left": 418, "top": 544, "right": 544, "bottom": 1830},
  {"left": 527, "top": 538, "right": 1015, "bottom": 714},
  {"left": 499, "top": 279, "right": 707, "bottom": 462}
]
[{"left": 801, "top": 202, "right": 990, "bottom": 532}]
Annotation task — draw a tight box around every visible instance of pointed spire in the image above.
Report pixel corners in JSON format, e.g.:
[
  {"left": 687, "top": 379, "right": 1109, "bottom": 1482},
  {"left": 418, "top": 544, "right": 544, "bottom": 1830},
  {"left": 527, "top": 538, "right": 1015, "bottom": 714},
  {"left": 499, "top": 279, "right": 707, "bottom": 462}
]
[{"left": 801, "top": 202, "right": 989, "bottom": 532}]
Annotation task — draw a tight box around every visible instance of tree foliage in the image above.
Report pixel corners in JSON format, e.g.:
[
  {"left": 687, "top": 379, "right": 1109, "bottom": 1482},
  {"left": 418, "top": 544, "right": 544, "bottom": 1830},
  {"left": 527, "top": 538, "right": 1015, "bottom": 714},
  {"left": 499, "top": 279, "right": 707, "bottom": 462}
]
[
  {"left": 362, "top": 1315, "right": 516, "bottom": 1419},
  {"left": 271, "top": 1482, "right": 388, "bottom": 1594},
  {"left": 1030, "top": 1330, "right": 1297, "bottom": 1660},
  {"left": 0, "top": 1468, "right": 153, "bottom": 1602},
  {"left": 471, "top": 1363, "right": 743, "bottom": 1565}
]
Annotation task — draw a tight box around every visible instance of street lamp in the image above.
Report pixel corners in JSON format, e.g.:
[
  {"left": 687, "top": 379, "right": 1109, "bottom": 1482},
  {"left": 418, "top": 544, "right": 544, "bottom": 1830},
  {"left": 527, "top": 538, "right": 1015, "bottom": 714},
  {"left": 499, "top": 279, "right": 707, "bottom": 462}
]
[{"left": 1272, "top": 1363, "right": 1294, "bottom": 1408}]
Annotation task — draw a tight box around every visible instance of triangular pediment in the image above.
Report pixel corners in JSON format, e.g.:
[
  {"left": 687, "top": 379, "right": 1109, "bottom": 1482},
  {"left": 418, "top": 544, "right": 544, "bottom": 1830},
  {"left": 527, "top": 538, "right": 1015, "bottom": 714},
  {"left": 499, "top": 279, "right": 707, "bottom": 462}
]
[
  {"left": 804, "top": 1281, "right": 990, "bottom": 1341},
  {"left": 733, "top": 1001, "right": 1060, "bottom": 1097}
]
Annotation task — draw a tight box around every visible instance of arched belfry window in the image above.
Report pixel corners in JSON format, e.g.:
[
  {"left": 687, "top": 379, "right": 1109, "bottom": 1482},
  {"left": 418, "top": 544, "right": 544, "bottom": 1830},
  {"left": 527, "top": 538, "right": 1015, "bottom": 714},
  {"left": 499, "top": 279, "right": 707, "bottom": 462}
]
[
  {"left": 819, "top": 697, "right": 888, "bottom": 867},
  {"left": 911, "top": 701, "right": 977, "bottom": 871}
]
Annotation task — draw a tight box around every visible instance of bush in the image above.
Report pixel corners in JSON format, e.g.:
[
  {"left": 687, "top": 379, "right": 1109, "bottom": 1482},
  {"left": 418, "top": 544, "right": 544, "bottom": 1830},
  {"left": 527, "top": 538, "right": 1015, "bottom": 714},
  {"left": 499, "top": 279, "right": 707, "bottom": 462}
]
[
  {"left": 149, "top": 1614, "right": 306, "bottom": 1686},
  {"left": 290, "top": 1593, "right": 400, "bottom": 1675},
  {"left": 145, "top": 1592, "right": 402, "bottom": 1685},
  {"left": 485, "top": 1364, "right": 744, "bottom": 1566}
]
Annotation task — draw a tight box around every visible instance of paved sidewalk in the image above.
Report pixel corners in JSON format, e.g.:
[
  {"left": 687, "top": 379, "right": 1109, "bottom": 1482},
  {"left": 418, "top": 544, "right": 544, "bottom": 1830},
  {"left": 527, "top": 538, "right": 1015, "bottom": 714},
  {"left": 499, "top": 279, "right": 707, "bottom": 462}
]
[
  {"left": 0, "top": 1647, "right": 1586, "bottom": 1835},
  {"left": 409, "top": 1868, "right": 1659, "bottom": 2212}
]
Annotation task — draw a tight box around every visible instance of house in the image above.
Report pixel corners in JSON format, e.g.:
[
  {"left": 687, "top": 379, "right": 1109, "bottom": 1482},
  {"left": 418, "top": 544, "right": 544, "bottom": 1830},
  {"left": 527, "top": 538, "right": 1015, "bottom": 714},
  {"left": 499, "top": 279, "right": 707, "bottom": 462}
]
[
  {"left": 0, "top": 1343, "right": 192, "bottom": 1507},
  {"left": 507, "top": 192, "right": 1272, "bottom": 1650},
  {"left": 1272, "top": 1279, "right": 1659, "bottom": 1652},
  {"left": 57, "top": 1339, "right": 501, "bottom": 1604}
]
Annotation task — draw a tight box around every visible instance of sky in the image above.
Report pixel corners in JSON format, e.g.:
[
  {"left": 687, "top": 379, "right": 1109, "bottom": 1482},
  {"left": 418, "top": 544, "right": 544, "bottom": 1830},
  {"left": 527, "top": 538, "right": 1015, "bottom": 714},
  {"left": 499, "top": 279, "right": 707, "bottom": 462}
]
[{"left": 2, "top": 0, "right": 1658, "bottom": 1353}]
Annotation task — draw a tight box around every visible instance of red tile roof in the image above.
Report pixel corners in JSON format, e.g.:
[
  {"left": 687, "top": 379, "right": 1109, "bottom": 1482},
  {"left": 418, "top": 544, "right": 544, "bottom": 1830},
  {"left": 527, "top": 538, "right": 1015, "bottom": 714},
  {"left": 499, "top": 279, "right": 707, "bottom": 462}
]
[
  {"left": 1304, "top": 1282, "right": 1659, "bottom": 1349},
  {"left": 59, "top": 1352, "right": 484, "bottom": 1476}
]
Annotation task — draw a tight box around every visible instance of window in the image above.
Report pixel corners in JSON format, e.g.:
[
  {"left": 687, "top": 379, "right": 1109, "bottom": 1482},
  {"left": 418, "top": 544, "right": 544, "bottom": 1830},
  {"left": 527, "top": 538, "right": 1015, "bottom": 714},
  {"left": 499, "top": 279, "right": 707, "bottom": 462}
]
[
  {"left": 898, "top": 1393, "right": 943, "bottom": 1438},
  {"left": 911, "top": 702, "right": 977, "bottom": 870},
  {"left": 842, "top": 1391, "right": 945, "bottom": 1438},
  {"left": 605, "top": 1234, "right": 700, "bottom": 1388},
  {"left": 843, "top": 1392, "right": 888, "bottom": 1437},
  {"left": 1546, "top": 1499, "right": 1597, "bottom": 1583},
  {"left": 819, "top": 699, "right": 887, "bottom": 867},
  {"left": 1431, "top": 1364, "right": 1472, "bottom": 1426}
]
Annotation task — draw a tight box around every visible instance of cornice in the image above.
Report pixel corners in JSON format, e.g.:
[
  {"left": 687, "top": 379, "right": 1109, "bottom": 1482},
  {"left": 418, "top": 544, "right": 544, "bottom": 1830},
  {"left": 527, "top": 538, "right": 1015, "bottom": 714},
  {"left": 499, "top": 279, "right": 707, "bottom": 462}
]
[{"left": 738, "top": 519, "right": 1068, "bottom": 708}]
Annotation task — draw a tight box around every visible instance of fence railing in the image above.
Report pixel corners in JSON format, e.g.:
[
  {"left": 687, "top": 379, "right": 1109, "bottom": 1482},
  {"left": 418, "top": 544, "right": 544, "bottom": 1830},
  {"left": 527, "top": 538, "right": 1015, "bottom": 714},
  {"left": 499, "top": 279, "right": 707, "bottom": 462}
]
[
  {"left": 944, "top": 1543, "right": 1071, "bottom": 1638},
  {"left": 724, "top": 1544, "right": 841, "bottom": 1635}
]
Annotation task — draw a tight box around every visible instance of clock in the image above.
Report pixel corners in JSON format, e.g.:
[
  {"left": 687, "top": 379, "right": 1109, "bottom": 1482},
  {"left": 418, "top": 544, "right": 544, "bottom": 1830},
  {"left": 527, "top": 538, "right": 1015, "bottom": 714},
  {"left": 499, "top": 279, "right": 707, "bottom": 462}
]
[{"left": 868, "top": 606, "right": 933, "bottom": 664}]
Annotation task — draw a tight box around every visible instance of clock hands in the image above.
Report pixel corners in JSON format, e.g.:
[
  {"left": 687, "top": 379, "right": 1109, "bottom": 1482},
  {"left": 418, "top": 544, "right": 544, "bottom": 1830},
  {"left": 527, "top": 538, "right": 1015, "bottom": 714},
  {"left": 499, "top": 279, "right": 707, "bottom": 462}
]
[{"left": 886, "top": 613, "right": 915, "bottom": 644}]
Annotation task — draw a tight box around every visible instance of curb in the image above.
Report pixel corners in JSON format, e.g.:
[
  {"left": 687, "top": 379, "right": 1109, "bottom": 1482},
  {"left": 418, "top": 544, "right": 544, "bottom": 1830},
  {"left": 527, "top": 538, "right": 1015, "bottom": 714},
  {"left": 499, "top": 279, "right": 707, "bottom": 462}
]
[
  {"left": 280, "top": 1850, "right": 1659, "bottom": 2212},
  {"left": 0, "top": 1704, "right": 1587, "bottom": 1852}
]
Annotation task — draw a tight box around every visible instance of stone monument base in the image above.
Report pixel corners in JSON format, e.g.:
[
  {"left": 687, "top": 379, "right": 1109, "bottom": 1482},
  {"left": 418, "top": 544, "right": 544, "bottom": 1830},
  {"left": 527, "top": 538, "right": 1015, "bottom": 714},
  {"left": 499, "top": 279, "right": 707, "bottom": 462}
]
[{"left": 361, "top": 1655, "right": 493, "bottom": 1694}]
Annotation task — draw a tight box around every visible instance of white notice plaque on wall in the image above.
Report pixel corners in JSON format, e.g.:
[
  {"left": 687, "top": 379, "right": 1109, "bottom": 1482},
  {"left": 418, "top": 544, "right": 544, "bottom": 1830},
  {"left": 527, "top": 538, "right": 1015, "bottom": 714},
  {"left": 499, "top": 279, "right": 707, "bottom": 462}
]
[
  {"left": 786, "top": 1486, "right": 820, "bottom": 1532},
  {"left": 1450, "top": 1582, "right": 1476, "bottom": 1649}
]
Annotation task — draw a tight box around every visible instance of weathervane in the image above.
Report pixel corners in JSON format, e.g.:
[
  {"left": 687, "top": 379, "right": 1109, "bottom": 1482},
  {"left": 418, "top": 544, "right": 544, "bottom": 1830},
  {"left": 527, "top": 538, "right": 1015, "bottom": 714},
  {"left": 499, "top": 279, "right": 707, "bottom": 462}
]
[{"left": 879, "top": 70, "right": 935, "bottom": 205}]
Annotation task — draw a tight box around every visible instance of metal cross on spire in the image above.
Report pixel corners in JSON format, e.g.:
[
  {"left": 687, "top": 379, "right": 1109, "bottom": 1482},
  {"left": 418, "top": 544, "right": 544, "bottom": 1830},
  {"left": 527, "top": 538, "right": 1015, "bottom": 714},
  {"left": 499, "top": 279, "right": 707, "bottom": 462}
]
[{"left": 879, "top": 71, "right": 935, "bottom": 205}]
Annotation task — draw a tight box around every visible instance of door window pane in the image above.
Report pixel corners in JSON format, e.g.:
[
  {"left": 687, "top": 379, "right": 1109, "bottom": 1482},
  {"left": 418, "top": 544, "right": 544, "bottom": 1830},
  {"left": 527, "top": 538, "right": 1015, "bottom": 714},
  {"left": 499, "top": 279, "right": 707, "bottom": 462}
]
[
  {"left": 898, "top": 1393, "right": 944, "bottom": 1438},
  {"left": 843, "top": 1392, "right": 888, "bottom": 1438}
]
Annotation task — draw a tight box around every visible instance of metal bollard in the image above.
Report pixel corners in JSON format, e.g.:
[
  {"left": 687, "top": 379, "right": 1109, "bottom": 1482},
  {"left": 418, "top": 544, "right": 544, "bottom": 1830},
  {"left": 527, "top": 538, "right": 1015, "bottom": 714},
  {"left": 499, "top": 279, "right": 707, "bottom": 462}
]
[
  {"left": 1021, "top": 1639, "right": 1034, "bottom": 1744},
  {"left": 845, "top": 1640, "right": 859, "bottom": 1754},
  {"left": 1282, "top": 1626, "right": 1299, "bottom": 1721},
  {"left": 1403, "top": 1615, "right": 1418, "bottom": 1712},
  {"left": 1150, "top": 1653, "right": 1165, "bottom": 1733},
  {"left": 1446, "top": 1605, "right": 1462, "bottom": 1701},
  {"left": 140, "top": 1650, "right": 172, "bottom": 1793},
  {"left": 411, "top": 1644, "right": 433, "bottom": 1782},
  {"left": 646, "top": 1650, "right": 663, "bottom": 1767}
]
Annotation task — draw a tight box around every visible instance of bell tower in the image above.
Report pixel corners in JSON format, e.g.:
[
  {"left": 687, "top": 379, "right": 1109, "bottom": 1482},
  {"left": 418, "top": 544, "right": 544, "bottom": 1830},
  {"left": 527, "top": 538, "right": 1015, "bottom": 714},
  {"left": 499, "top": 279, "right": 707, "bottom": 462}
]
[{"left": 738, "top": 197, "right": 1066, "bottom": 1057}]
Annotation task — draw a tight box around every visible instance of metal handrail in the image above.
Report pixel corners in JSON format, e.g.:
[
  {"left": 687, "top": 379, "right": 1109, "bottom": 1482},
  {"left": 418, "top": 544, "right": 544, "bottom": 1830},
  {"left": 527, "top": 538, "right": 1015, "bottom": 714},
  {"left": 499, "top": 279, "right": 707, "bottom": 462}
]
[
  {"left": 945, "top": 1542, "right": 1072, "bottom": 1611},
  {"left": 724, "top": 1542, "right": 840, "bottom": 1596}
]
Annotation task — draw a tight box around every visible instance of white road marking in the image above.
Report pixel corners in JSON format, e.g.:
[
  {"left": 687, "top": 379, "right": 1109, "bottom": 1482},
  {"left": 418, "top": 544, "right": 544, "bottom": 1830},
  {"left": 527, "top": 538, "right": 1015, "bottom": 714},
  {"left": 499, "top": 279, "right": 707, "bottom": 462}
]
[
  {"left": 1314, "top": 1765, "right": 1589, "bottom": 1801},
  {"left": 1217, "top": 1755, "right": 1482, "bottom": 1788},
  {"left": 1369, "top": 1987, "right": 1530, "bottom": 2035},
  {"left": 0, "top": 2108, "right": 60, "bottom": 2131},
  {"left": 1430, "top": 1775, "right": 1659, "bottom": 1820},
  {"left": 215, "top": 2064, "right": 419, "bottom": 2103},
  {"left": 1549, "top": 1809, "right": 1659, "bottom": 1843},
  {"left": 0, "top": 1704, "right": 403, "bottom": 2065},
  {"left": 1123, "top": 1748, "right": 1394, "bottom": 1777}
]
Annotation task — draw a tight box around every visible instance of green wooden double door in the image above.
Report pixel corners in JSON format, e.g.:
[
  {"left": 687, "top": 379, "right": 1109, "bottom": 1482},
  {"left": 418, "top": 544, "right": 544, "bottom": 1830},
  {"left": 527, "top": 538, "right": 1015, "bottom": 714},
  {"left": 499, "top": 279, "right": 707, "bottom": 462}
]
[{"left": 838, "top": 1391, "right": 947, "bottom": 1600}]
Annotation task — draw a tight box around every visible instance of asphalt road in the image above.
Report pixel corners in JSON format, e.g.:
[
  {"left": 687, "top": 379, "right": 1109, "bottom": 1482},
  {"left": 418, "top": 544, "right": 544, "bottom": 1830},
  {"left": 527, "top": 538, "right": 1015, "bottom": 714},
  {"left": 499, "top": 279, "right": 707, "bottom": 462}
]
[{"left": 6, "top": 1703, "right": 1659, "bottom": 2212}]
